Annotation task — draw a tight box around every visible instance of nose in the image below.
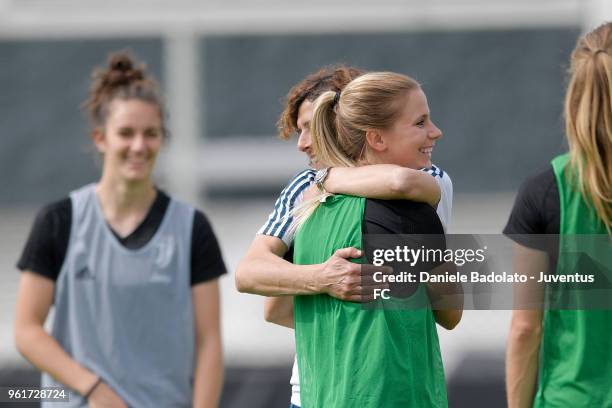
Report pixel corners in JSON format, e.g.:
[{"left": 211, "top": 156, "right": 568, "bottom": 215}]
[
  {"left": 130, "top": 134, "right": 147, "bottom": 153},
  {"left": 297, "top": 131, "right": 312, "bottom": 153},
  {"left": 429, "top": 122, "right": 442, "bottom": 140}
]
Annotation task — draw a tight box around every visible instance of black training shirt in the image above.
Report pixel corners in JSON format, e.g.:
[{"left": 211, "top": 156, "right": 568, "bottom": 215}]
[
  {"left": 503, "top": 166, "right": 561, "bottom": 269},
  {"left": 17, "top": 189, "right": 226, "bottom": 286}
]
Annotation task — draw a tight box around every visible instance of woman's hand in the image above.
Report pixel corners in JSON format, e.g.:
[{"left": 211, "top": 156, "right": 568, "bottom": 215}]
[{"left": 88, "top": 381, "right": 128, "bottom": 408}]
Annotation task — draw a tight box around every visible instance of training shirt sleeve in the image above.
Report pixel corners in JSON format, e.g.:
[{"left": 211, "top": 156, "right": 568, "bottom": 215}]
[
  {"left": 257, "top": 169, "right": 316, "bottom": 247},
  {"left": 503, "top": 166, "right": 560, "bottom": 253},
  {"left": 426, "top": 164, "right": 453, "bottom": 231},
  {"left": 16, "top": 198, "right": 72, "bottom": 281},
  {"left": 191, "top": 210, "right": 228, "bottom": 286}
]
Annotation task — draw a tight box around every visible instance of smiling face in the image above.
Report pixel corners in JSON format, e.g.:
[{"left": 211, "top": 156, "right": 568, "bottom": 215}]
[
  {"left": 373, "top": 88, "right": 442, "bottom": 169},
  {"left": 296, "top": 99, "right": 317, "bottom": 168},
  {"left": 93, "top": 99, "right": 163, "bottom": 184}
]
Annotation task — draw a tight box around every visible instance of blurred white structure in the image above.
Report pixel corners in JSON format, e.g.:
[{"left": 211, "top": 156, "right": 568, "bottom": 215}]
[{"left": 2, "top": 0, "right": 609, "bottom": 203}]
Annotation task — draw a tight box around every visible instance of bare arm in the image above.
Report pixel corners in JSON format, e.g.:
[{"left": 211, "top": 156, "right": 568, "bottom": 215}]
[
  {"left": 324, "top": 165, "right": 440, "bottom": 206},
  {"left": 235, "top": 235, "right": 365, "bottom": 299},
  {"left": 192, "top": 279, "right": 223, "bottom": 408},
  {"left": 264, "top": 296, "right": 294, "bottom": 328},
  {"left": 425, "top": 262, "right": 463, "bottom": 330},
  {"left": 506, "top": 244, "right": 546, "bottom": 408},
  {"left": 14, "top": 272, "right": 126, "bottom": 407}
]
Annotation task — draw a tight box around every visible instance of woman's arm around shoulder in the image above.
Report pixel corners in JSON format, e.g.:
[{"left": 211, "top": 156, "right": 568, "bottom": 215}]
[{"left": 324, "top": 165, "right": 440, "bottom": 206}]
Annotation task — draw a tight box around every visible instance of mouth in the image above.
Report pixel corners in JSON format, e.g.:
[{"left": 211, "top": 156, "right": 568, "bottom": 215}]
[
  {"left": 418, "top": 146, "right": 433, "bottom": 156},
  {"left": 305, "top": 151, "right": 316, "bottom": 165},
  {"left": 126, "top": 158, "right": 149, "bottom": 168}
]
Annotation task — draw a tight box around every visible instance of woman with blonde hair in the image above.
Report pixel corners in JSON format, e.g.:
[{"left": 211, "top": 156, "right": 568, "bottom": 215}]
[
  {"left": 289, "top": 71, "right": 462, "bottom": 407},
  {"left": 504, "top": 21, "right": 612, "bottom": 407},
  {"left": 236, "top": 65, "right": 455, "bottom": 408}
]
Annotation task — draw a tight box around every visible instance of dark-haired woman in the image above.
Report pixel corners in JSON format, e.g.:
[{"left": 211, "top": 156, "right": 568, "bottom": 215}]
[{"left": 14, "top": 53, "right": 226, "bottom": 408}]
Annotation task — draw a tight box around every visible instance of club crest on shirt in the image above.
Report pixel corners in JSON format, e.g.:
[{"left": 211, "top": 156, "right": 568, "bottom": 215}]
[{"left": 154, "top": 235, "right": 175, "bottom": 269}]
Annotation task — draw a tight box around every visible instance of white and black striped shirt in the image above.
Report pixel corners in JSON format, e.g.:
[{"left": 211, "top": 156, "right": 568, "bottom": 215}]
[{"left": 258, "top": 164, "right": 453, "bottom": 247}]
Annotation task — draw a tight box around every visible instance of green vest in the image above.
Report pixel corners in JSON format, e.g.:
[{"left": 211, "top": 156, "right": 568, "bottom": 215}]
[
  {"left": 533, "top": 154, "right": 612, "bottom": 407},
  {"left": 293, "top": 195, "right": 447, "bottom": 408}
]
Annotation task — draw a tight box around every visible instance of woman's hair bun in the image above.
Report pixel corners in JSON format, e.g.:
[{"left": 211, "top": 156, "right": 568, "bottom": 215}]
[
  {"left": 104, "top": 52, "right": 145, "bottom": 87},
  {"left": 84, "top": 50, "right": 165, "bottom": 131},
  {"left": 110, "top": 53, "right": 133, "bottom": 71}
]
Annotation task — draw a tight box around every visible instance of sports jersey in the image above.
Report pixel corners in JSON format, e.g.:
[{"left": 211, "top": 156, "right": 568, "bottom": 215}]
[
  {"left": 258, "top": 165, "right": 452, "bottom": 407},
  {"left": 505, "top": 154, "right": 612, "bottom": 407},
  {"left": 17, "top": 188, "right": 226, "bottom": 285},
  {"left": 536, "top": 155, "right": 611, "bottom": 407},
  {"left": 17, "top": 184, "right": 227, "bottom": 407},
  {"left": 293, "top": 195, "right": 448, "bottom": 407}
]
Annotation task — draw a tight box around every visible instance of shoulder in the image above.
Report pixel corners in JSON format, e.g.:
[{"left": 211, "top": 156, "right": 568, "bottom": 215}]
[
  {"left": 426, "top": 164, "right": 452, "bottom": 188},
  {"left": 504, "top": 165, "right": 558, "bottom": 235},
  {"left": 190, "top": 209, "right": 227, "bottom": 285},
  {"left": 523, "top": 166, "right": 556, "bottom": 192},
  {"left": 257, "top": 169, "right": 316, "bottom": 242},
  {"left": 193, "top": 209, "right": 214, "bottom": 234},
  {"left": 365, "top": 199, "right": 443, "bottom": 235},
  {"left": 280, "top": 169, "right": 316, "bottom": 199},
  {"left": 425, "top": 164, "right": 445, "bottom": 179},
  {"left": 515, "top": 166, "right": 557, "bottom": 215},
  {"left": 367, "top": 198, "right": 435, "bottom": 215},
  {"left": 35, "top": 197, "right": 72, "bottom": 227},
  {"left": 16, "top": 197, "right": 72, "bottom": 281}
]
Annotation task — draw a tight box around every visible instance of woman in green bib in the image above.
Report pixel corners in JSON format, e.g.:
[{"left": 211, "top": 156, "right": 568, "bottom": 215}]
[
  {"left": 290, "top": 72, "right": 462, "bottom": 408},
  {"left": 505, "top": 22, "right": 612, "bottom": 407}
]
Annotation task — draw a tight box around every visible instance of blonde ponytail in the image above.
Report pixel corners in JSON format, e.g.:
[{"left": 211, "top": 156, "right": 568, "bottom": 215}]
[
  {"left": 565, "top": 22, "right": 612, "bottom": 232},
  {"left": 288, "top": 72, "right": 420, "bottom": 236}
]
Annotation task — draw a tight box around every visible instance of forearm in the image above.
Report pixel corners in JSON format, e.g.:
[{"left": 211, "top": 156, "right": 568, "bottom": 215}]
[
  {"left": 433, "top": 309, "right": 462, "bottom": 330},
  {"left": 264, "top": 296, "right": 294, "bottom": 328},
  {"left": 192, "top": 335, "right": 223, "bottom": 408},
  {"left": 15, "top": 325, "right": 97, "bottom": 395},
  {"left": 506, "top": 316, "right": 542, "bottom": 408},
  {"left": 426, "top": 264, "right": 463, "bottom": 329},
  {"left": 236, "top": 251, "right": 323, "bottom": 296},
  {"left": 324, "top": 165, "right": 440, "bottom": 206}
]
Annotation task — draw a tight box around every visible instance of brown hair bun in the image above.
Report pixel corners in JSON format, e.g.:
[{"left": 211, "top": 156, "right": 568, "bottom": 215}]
[{"left": 83, "top": 51, "right": 165, "bottom": 134}]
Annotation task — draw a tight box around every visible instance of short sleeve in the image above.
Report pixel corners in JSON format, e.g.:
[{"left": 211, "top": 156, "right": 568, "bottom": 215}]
[
  {"left": 16, "top": 198, "right": 72, "bottom": 281},
  {"left": 191, "top": 211, "right": 228, "bottom": 286},
  {"left": 503, "top": 167, "right": 558, "bottom": 250},
  {"left": 433, "top": 170, "right": 453, "bottom": 232},
  {"left": 257, "top": 169, "right": 315, "bottom": 247}
]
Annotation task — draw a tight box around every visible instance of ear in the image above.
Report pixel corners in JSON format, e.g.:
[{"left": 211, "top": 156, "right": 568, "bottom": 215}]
[
  {"left": 91, "top": 127, "right": 106, "bottom": 154},
  {"left": 365, "top": 129, "right": 387, "bottom": 152}
]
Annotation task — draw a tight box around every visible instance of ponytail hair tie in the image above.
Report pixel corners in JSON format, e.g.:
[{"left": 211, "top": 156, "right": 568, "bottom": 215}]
[{"left": 333, "top": 91, "right": 341, "bottom": 106}]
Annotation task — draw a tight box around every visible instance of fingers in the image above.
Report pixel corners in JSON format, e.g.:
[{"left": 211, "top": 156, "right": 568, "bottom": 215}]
[
  {"left": 360, "top": 265, "right": 393, "bottom": 284},
  {"left": 330, "top": 264, "right": 391, "bottom": 302},
  {"left": 334, "top": 247, "right": 362, "bottom": 260}
]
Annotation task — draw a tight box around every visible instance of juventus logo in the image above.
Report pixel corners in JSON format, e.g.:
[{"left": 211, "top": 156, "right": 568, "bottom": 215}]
[{"left": 154, "top": 235, "right": 175, "bottom": 269}]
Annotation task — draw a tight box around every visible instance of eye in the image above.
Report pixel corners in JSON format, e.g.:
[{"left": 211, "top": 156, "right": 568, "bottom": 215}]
[
  {"left": 416, "top": 119, "right": 425, "bottom": 128},
  {"left": 118, "top": 128, "right": 134, "bottom": 138},
  {"left": 145, "top": 128, "right": 161, "bottom": 138}
]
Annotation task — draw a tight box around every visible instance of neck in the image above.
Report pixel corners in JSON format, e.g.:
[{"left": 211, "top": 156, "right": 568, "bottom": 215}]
[{"left": 96, "top": 173, "right": 156, "bottom": 218}]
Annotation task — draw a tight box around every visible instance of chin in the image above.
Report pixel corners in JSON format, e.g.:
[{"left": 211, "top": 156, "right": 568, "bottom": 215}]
[{"left": 123, "top": 172, "right": 150, "bottom": 183}]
